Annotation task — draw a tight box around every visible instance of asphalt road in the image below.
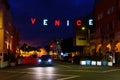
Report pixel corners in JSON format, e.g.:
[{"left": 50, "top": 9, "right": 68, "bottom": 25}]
[{"left": 0, "top": 62, "right": 120, "bottom": 80}]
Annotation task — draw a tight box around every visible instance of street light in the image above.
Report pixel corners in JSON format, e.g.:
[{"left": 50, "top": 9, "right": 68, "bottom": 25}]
[
  {"left": 81, "top": 26, "right": 86, "bottom": 30},
  {"left": 81, "top": 26, "right": 90, "bottom": 45}
]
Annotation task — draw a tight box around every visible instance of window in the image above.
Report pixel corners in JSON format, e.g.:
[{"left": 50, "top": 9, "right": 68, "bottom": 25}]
[
  {"left": 78, "top": 37, "right": 86, "bottom": 40},
  {"left": 98, "top": 13, "right": 103, "bottom": 20},
  {"left": 107, "top": 6, "right": 114, "bottom": 15},
  {"left": 99, "top": 24, "right": 102, "bottom": 36},
  {"left": 118, "top": 13, "right": 120, "bottom": 20},
  {"left": 105, "top": 36, "right": 109, "bottom": 40},
  {"left": 3, "top": 53, "right": 9, "bottom": 62},
  {"left": 109, "top": 33, "right": 115, "bottom": 39},
  {"left": 107, "top": 21, "right": 114, "bottom": 31}
]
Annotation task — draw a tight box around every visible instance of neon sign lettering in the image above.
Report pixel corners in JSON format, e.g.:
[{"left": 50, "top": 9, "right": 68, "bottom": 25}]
[
  {"left": 31, "top": 18, "right": 36, "bottom": 25},
  {"left": 55, "top": 20, "right": 60, "bottom": 26},
  {"left": 88, "top": 19, "right": 93, "bottom": 26},
  {"left": 43, "top": 19, "right": 48, "bottom": 26},
  {"left": 67, "top": 20, "right": 70, "bottom": 26},
  {"left": 30, "top": 18, "right": 93, "bottom": 27},
  {"left": 76, "top": 20, "right": 82, "bottom": 26}
]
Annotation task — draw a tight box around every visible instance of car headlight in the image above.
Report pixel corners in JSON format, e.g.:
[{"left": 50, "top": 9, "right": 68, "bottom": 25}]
[
  {"left": 48, "top": 59, "right": 52, "bottom": 62},
  {"left": 38, "top": 59, "right": 42, "bottom": 62}
]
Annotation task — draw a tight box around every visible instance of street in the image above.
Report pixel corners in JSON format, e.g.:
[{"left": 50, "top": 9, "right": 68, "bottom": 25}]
[{"left": 0, "top": 62, "right": 120, "bottom": 80}]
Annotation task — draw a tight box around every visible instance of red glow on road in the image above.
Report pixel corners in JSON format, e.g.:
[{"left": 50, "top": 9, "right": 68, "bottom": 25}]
[{"left": 31, "top": 18, "right": 36, "bottom": 25}]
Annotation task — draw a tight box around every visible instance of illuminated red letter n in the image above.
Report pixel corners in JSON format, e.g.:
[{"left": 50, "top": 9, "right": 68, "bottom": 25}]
[{"left": 55, "top": 20, "right": 60, "bottom": 26}]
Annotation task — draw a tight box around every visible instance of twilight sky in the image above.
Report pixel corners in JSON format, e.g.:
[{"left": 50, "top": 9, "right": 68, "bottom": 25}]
[{"left": 7, "top": 0, "right": 95, "bottom": 47}]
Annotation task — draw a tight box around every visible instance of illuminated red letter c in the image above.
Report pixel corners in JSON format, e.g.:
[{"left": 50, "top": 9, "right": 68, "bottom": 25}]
[{"left": 76, "top": 20, "right": 82, "bottom": 26}]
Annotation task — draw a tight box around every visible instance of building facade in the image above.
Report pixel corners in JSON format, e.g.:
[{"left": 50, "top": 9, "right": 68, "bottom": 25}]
[
  {"left": 92, "top": 0, "right": 120, "bottom": 55},
  {"left": 0, "top": 0, "right": 19, "bottom": 68},
  {"left": 49, "top": 39, "right": 62, "bottom": 59}
]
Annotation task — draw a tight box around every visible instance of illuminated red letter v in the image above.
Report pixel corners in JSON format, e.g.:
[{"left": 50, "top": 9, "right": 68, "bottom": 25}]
[{"left": 31, "top": 18, "right": 36, "bottom": 25}]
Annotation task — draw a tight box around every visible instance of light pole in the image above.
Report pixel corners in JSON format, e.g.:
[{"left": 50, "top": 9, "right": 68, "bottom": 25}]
[
  {"left": 81, "top": 26, "right": 90, "bottom": 46},
  {"left": 88, "top": 28, "right": 90, "bottom": 43}
]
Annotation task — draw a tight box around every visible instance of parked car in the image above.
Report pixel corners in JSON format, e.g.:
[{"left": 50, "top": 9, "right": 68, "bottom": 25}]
[{"left": 37, "top": 55, "right": 53, "bottom": 66}]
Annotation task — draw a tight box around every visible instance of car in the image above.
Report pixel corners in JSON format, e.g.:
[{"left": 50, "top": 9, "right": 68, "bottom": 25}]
[{"left": 37, "top": 55, "right": 53, "bottom": 66}]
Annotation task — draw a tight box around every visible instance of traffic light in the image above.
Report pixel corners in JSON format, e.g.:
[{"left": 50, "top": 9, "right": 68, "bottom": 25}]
[{"left": 50, "top": 44, "right": 54, "bottom": 50}]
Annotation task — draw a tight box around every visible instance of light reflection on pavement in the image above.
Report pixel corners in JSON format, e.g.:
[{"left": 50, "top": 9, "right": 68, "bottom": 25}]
[{"left": 1, "top": 63, "right": 120, "bottom": 80}]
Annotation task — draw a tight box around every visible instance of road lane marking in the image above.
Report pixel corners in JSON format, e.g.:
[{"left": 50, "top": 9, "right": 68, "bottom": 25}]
[
  {"left": 57, "top": 76, "right": 80, "bottom": 80},
  {"left": 56, "top": 64, "right": 72, "bottom": 68},
  {"left": 64, "top": 69, "right": 102, "bottom": 73},
  {"left": 62, "top": 69, "right": 120, "bottom": 73},
  {"left": 102, "top": 69, "right": 120, "bottom": 73},
  {"left": 59, "top": 64, "right": 71, "bottom": 68}
]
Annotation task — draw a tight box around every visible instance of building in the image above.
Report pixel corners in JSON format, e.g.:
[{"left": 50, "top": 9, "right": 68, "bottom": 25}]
[
  {"left": 73, "top": 13, "right": 94, "bottom": 55},
  {"left": 49, "top": 39, "right": 62, "bottom": 59},
  {"left": 91, "top": 0, "right": 120, "bottom": 63},
  {"left": 73, "top": 17, "right": 90, "bottom": 47},
  {"left": 0, "top": 0, "right": 19, "bottom": 68}
]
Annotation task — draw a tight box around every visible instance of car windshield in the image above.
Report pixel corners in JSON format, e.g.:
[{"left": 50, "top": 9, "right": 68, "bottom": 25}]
[{"left": 41, "top": 55, "right": 51, "bottom": 60}]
